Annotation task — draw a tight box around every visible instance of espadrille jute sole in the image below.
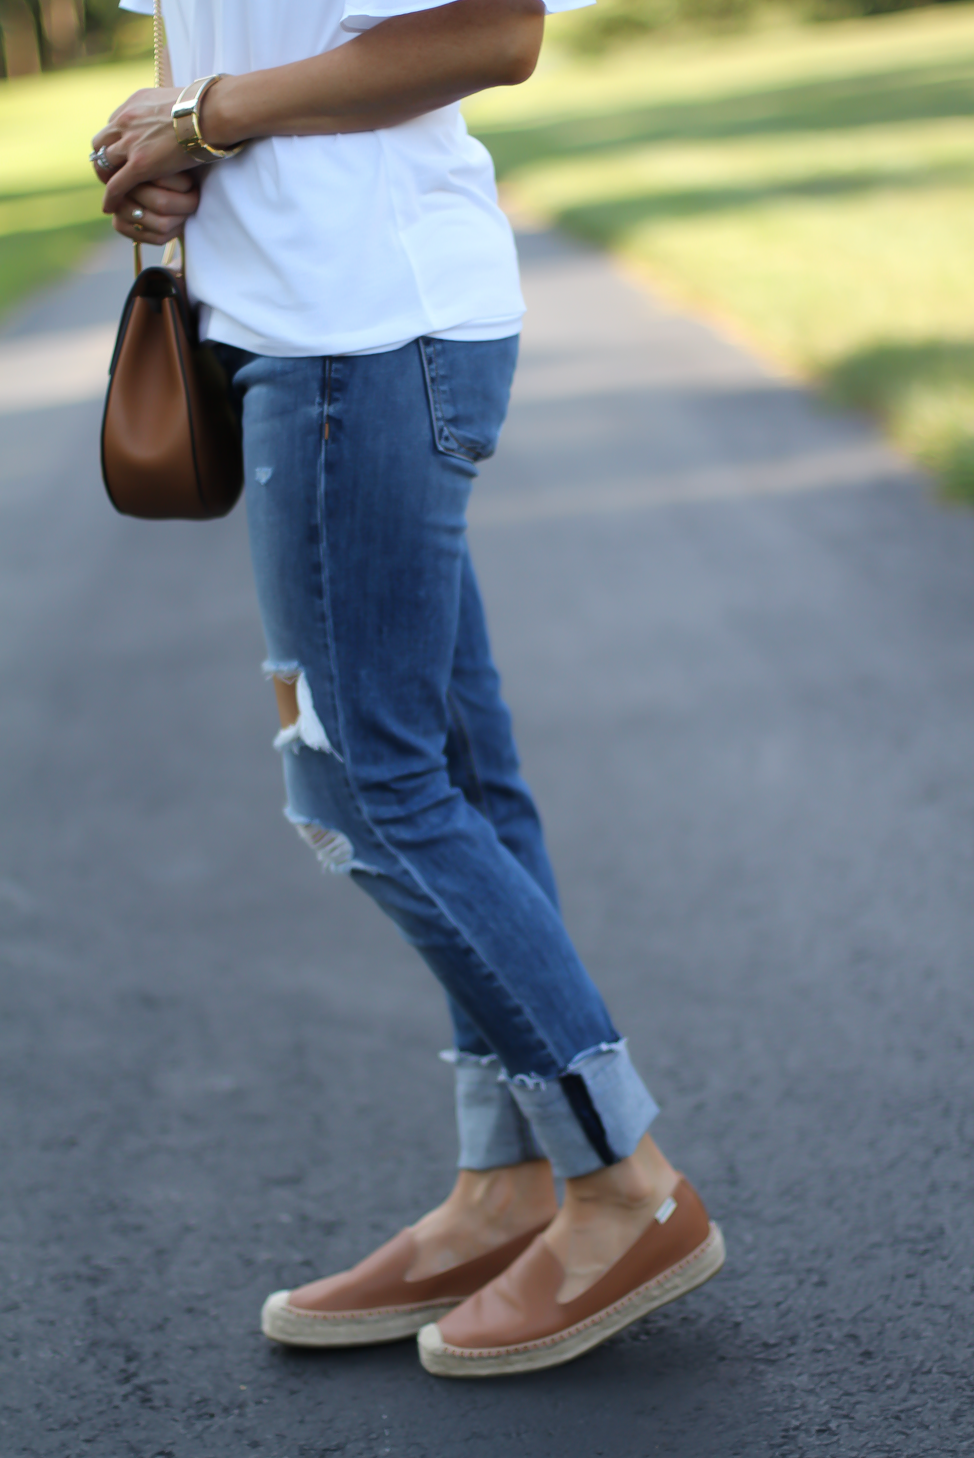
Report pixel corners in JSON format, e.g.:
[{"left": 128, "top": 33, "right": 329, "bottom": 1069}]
[
  {"left": 417, "top": 1221, "right": 725, "bottom": 1377},
  {"left": 261, "top": 1289, "right": 461, "bottom": 1347}
]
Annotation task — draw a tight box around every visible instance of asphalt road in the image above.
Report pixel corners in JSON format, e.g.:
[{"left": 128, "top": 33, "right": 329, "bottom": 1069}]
[{"left": 1, "top": 229, "right": 972, "bottom": 1458}]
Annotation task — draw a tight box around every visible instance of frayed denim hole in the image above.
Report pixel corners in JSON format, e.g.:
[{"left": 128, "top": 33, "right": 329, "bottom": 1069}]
[
  {"left": 504, "top": 1071, "right": 549, "bottom": 1091},
  {"left": 439, "top": 1049, "right": 500, "bottom": 1068},
  {"left": 270, "top": 669, "right": 342, "bottom": 761},
  {"left": 262, "top": 658, "right": 301, "bottom": 683},
  {"left": 285, "top": 811, "right": 378, "bottom": 877}
]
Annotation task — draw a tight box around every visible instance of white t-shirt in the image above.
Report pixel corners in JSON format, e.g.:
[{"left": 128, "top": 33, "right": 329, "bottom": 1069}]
[{"left": 120, "top": 0, "right": 588, "bottom": 356}]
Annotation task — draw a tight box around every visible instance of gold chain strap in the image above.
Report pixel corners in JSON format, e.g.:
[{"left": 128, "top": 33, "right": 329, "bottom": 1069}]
[
  {"left": 134, "top": 0, "right": 181, "bottom": 276},
  {"left": 152, "top": 0, "right": 164, "bottom": 88}
]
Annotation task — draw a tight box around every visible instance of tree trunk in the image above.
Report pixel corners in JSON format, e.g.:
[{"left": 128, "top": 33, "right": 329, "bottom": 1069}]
[
  {"left": 0, "top": 0, "right": 42, "bottom": 75},
  {"left": 39, "top": 0, "right": 82, "bottom": 62}
]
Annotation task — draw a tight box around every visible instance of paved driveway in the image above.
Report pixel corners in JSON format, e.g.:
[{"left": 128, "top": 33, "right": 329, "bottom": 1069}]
[{"left": 1, "top": 230, "right": 972, "bottom": 1457}]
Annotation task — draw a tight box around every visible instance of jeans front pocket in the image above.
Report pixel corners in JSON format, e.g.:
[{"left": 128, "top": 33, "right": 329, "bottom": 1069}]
[{"left": 419, "top": 335, "right": 519, "bottom": 465}]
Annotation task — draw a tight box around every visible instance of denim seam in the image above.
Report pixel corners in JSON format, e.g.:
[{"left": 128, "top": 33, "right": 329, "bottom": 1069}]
[
  {"left": 309, "top": 354, "right": 350, "bottom": 774},
  {"left": 445, "top": 689, "right": 487, "bottom": 812},
  {"left": 310, "top": 407, "right": 564, "bottom": 1078}
]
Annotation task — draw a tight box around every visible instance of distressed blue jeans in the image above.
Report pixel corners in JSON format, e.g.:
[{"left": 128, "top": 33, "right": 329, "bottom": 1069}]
[{"left": 216, "top": 336, "right": 658, "bottom": 1178}]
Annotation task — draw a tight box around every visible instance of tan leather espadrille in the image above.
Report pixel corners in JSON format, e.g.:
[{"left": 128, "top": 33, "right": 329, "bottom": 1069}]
[
  {"left": 261, "top": 1223, "right": 549, "bottom": 1347},
  {"left": 417, "top": 1177, "right": 724, "bottom": 1376}
]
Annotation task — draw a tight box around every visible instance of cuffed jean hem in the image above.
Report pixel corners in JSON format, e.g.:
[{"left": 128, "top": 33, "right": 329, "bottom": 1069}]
[
  {"left": 504, "top": 1040, "right": 659, "bottom": 1179},
  {"left": 442, "top": 1051, "right": 546, "bottom": 1169}
]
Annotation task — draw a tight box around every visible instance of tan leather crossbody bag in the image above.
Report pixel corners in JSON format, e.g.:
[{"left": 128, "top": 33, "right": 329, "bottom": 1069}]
[{"left": 100, "top": 0, "right": 243, "bottom": 520}]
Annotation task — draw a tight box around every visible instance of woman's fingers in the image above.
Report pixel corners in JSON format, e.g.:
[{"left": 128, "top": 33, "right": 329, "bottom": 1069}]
[
  {"left": 109, "top": 181, "right": 198, "bottom": 243},
  {"left": 103, "top": 154, "right": 199, "bottom": 214},
  {"left": 90, "top": 121, "right": 121, "bottom": 153},
  {"left": 112, "top": 208, "right": 183, "bottom": 246},
  {"left": 128, "top": 178, "right": 201, "bottom": 218},
  {"left": 105, "top": 171, "right": 200, "bottom": 245},
  {"left": 89, "top": 136, "right": 123, "bottom": 180},
  {"left": 147, "top": 169, "right": 198, "bottom": 194},
  {"left": 91, "top": 87, "right": 194, "bottom": 212}
]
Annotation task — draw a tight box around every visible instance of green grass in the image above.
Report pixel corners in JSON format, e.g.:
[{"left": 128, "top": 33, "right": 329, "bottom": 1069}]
[
  {"left": 465, "top": 5, "right": 974, "bottom": 500},
  {"left": 0, "top": 60, "right": 150, "bottom": 321}
]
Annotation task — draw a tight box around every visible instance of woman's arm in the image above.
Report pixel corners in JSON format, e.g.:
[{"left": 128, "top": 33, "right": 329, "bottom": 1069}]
[
  {"left": 94, "top": 0, "right": 544, "bottom": 229},
  {"left": 212, "top": 0, "right": 544, "bottom": 138}
]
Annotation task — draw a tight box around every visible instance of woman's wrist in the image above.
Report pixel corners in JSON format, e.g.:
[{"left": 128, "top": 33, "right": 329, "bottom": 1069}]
[{"left": 198, "top": 74, "right": 248, "bottom": 151}]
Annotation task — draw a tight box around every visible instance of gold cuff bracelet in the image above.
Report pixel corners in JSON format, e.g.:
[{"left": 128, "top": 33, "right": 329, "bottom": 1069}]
[{"left": 172, "top": 75, "right": 243, "bottom": 161}]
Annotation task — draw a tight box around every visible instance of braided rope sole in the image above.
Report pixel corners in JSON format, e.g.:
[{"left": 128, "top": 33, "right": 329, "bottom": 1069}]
[
  {"left": 418, "top": 1222, "right": 725, "bottom": 1377},
  {"left": 261, "top": 1289, "right": 461, "bottom": 1347}
]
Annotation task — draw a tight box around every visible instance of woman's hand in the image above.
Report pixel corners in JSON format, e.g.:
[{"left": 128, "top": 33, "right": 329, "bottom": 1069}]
[
  {"left": 91, "top": 87, "right": 201, "bottom": 216},
  {"left": 108, "top": 171, "right": 202, "bottom": 246}
]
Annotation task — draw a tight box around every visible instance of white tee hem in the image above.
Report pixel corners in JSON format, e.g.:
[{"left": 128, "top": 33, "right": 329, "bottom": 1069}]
[{"left": 198, "top": 305, "right": 524, "bottom": 356}]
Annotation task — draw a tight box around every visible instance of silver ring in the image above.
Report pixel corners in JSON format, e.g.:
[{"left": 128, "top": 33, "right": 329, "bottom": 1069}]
[
  {"left": 131, "top": 207, "right": 144, "bottom": 222},
  {"left": 94, "top": 145, "right": 113, "bottom": 173}
]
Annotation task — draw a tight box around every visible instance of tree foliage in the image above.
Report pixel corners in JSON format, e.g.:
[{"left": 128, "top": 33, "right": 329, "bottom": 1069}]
[{"left": 559, "top": 0, "right": 965, "bottom": 52}]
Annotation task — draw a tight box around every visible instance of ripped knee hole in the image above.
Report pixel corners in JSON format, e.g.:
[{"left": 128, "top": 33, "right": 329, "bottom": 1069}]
[
  {"left": 272, "top": 674, "right": 299, "bottom": 732},
  {"left": 265, "top": 667, "right": 337, "bottom": 757}
]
